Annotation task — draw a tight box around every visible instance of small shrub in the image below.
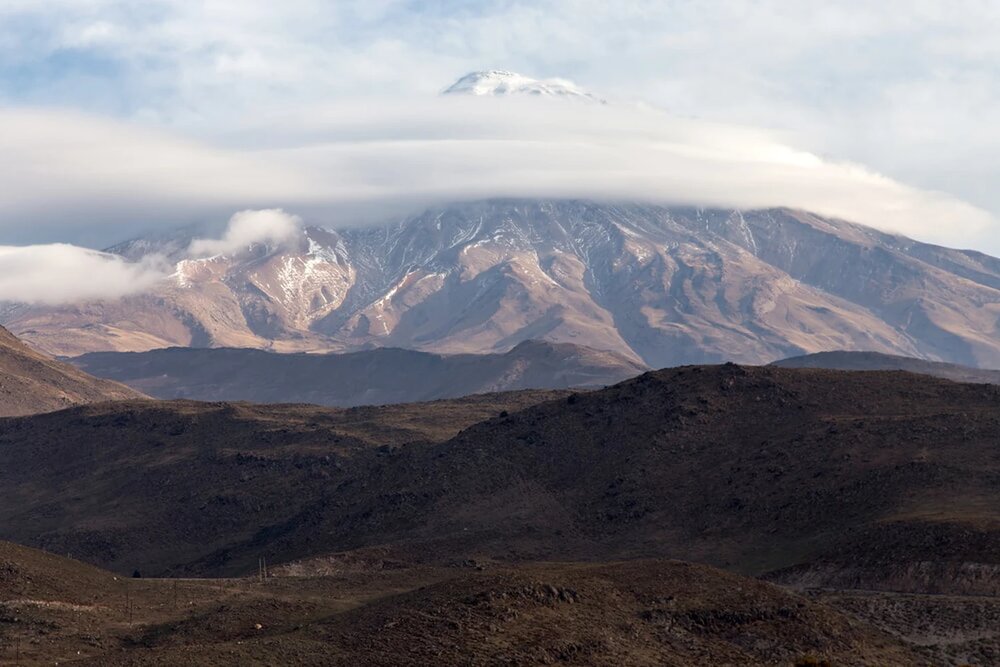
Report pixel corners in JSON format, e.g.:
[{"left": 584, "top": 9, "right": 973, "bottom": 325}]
[{"left": 794, "top": 656, "right": 832, "bottom": 667}]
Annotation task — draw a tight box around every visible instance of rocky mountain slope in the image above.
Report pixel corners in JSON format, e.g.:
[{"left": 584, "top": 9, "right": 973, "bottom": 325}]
[
  {"left": 5, "top": 202, "right": 1000, "bottom": 368},
  {"left": 68, "top": 340, "right": 644, "bottom": 406},
  {"left": 3, "top": 364, "right": 1000, "bottom": 602},
  {"left": 774, "top": 350, "right": 1000, "bottom": 384},
  {"left": 0, "top": 390, "right": 568, "bottom": 574},
  {"left": 0, "top": 325, "right": 143, "bottom": 416}
]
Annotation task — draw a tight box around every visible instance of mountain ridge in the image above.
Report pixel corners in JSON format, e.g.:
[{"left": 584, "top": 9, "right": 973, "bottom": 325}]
[
  {"left": 67, "top": 339, "right": 645, "bottom": 406},
  {"left": 5, "top": 200, "right": 1000, "bottom": 368},
  {"left": 773, "top": 349, "right": 1000, "bottom": 385}
]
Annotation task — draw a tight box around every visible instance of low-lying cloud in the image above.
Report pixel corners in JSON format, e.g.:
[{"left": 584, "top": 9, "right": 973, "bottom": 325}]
[
  {"left": 0, "top": 244, "right": 169, "bottom": 305},
  {"left": 189, "top": 209, "right": 302, "bottom": 257},
  {"left": 0, "top": 210, "right": 304, "bottom": 305}
]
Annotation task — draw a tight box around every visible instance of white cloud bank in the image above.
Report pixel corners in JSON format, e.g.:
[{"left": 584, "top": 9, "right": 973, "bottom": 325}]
[
  {"left": 0, "top": 245, "right": 168, "bottom": 305},
  {"left": 0, "top": 210, "right": 303, "bottom": 304},
  {"left": 0, "top": 96, "right": 994, "bottom": 250}
]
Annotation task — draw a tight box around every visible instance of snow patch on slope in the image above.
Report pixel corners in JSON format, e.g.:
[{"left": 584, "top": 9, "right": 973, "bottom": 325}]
[{"left": 443, "top": 70, "right": 604, "bottom": 103}]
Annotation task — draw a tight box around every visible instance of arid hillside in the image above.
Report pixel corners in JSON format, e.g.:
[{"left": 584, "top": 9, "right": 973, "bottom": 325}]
[
  {"left": 0, "top": 541, "right": 929, "bottom": 666},
  {"left": 0, "top": 325, "right": 143, "bottom": 417},
  {"left": 0, "top": 390, "right": 566, "bottom": 574},
  {"left": 2, "top": 364, "right": 999, "bottom": 601}
]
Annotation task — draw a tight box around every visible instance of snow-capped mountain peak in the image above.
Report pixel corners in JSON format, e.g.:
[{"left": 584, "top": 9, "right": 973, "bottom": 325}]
[{"left": 443, "top": 70, "right": 604, "bottom": 103}]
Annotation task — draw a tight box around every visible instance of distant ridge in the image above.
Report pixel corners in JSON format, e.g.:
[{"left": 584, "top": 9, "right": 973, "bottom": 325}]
[
  {"left": 771, "top": 350, "right": 1000, "bottom": 385},
  {"left": 69, "top": 339, "right": 646, "bottom": 406}
]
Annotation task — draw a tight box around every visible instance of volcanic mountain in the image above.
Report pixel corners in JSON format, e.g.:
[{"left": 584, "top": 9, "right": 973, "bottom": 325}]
[
  {"left": 68, "top": 340, "right": 644, "bottom": 406},
  {"left": 6, "top": 202, "right": 1000, "bottom": 369},
  {"left": 0, "top": 324, "right": 143, "bottom": 416}
]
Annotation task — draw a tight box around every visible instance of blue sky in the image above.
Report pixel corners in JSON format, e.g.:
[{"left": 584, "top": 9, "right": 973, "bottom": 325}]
[{"left": 1, "top": 0, "right": 999, "bottom": 252}]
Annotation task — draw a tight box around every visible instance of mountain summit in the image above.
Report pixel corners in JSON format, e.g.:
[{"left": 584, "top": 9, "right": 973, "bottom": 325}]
[{"left": 443, "top": 70, "right": 604, "bottom": 102}]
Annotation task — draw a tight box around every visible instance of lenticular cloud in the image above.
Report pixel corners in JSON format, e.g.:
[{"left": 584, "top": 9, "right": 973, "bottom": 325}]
[
  {"left": 0, "top": 87, "right": 996, "bottom": 305},
  {"left": 0, "top": 94, "right": 993, "bottom": 249}
]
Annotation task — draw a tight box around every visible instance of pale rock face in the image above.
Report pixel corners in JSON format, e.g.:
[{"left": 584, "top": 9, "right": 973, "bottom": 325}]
[{"left": 5, "top": 201, "right": 1000, "bottom": 369}]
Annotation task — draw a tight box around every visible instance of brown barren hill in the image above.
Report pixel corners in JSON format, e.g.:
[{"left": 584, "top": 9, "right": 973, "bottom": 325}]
[
  {"left": 0, "top": 542, "right": 924, "bottom": 667},
  {"left": 3, "top": 363, "right": 1000, "bottom": 600},
  {"left": 0, "top": 325, "right": 144, "bottom": 416},
  {"left": 183, "top": 364, "right": 1000, "bottom": 593},
  {"left": 0, "top": 390, "right": 568, "bottom": 575}
]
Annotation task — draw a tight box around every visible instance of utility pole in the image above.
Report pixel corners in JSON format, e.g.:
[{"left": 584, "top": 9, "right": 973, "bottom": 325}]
[{"left": 124, "top": 580, "right": 134, "bottom": 627}]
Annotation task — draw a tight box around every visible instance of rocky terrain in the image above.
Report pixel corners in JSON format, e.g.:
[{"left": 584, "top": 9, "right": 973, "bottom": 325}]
[
  {"left": 0, "top": 325, "right": 143, "bottom": 417},
  {"left": 3, "top": 363, "right": 1000, "bottom": 600},
  {"left": 6, "top": 202, "right": 1000, "bottom": 368},
  {"left": 0, "top": 541, "right": 932, "bottom": 666},
  {"left": 4, "top": 328, "right": 1000, "bottom": 664},
  {"left": 809, "top": 588, "right": 1000, "bottom": 666},
  {"left": 774, "top": 350, "right": 1000, "bottom": 385},
  {"left": 0, "top": 389, "right": 567, "bottom": 575},
  {"left": 67, "top": 340, "right": 644, "bottom": 406}
]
